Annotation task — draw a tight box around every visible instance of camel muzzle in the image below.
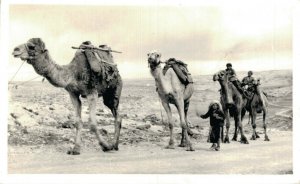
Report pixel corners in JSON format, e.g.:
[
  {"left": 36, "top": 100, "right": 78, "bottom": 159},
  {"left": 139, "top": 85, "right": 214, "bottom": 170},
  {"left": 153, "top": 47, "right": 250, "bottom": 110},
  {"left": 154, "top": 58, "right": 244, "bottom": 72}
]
[{"left": 12, "top": 49, "right": 22, "bottom": 58}]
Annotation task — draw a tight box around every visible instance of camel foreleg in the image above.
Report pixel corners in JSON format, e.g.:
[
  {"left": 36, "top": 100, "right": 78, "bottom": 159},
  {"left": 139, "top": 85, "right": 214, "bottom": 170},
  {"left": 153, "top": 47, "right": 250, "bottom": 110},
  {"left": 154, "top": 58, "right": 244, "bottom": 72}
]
[
  {"left": 67, "top": 92, "right": 82, "bottom": 155},
  {"left": 161, "top": 101, "right": 175, "bottom": 149},
  {"left": 176, "top": 98, "right": 194, "bottom": 151}
]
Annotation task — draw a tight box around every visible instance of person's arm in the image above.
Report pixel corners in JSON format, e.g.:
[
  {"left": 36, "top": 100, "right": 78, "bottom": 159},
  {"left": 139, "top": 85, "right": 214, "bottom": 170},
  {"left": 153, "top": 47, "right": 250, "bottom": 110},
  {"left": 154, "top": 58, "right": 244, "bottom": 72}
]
[
  {"left": 241, "top": 77, "right": 247, "bottom": 87},
  {"left": 231, "top": 69, "right": 237, "bottom": 77},
  {"left": 214, "top": 110, "right": 225, "bottom": 120},
  {"left": 200, "top": 109, "right": 211, "bottom": 119}
]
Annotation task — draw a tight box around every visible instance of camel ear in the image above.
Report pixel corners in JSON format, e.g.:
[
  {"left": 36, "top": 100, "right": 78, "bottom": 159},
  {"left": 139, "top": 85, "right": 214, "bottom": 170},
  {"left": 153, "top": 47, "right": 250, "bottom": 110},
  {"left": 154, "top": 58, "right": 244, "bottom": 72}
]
[
  {"left": 28, "top": 38, "right": 46, "bottom": 52},
  {"left": 156, "top": 53, "right": 161, "bottom": 58}
]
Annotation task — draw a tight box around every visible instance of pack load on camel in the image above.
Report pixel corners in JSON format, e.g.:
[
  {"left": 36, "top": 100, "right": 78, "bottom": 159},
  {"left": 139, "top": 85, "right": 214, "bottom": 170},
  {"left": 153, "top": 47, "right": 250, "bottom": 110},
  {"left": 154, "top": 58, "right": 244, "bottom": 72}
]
[
  {"left": 162, "top": 58, "right": 193, "bottom": 86},
  {"left": 72, "top": 41, "right": 122, "bottom": 87}
]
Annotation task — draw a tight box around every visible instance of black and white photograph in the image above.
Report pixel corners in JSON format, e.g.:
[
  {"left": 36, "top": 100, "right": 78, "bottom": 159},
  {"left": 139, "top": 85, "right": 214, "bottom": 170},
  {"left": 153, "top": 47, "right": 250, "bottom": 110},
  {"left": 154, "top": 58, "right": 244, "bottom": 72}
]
[{"left": 1, "top": 0, "right": 299, "bottom": 183}]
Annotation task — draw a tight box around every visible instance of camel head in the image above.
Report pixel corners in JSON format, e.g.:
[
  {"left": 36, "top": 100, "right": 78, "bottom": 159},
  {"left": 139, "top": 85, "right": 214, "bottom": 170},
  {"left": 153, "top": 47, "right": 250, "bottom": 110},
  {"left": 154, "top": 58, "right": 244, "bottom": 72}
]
[
  {"left": 213, "top": 70, "right": 227, "bottom": 82},
  {"left": 12, "top": 38, "right": 46, "bottom": 64},
  {"left": 252, "top": 78, "right": 263, "bottom": 94},
  {"left": 147, "top": 50, "right": 161, "bottom": 70},
  {"left": 213, "top": 70, "right": 233, "bottom": 105}
]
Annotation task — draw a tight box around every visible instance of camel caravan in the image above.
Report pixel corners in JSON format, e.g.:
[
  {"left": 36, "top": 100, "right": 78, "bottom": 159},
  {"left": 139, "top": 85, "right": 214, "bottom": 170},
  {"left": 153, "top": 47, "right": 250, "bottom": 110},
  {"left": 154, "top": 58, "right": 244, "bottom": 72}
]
[{"left": 12, "top": 38, "right": 269, "bottom": 154}]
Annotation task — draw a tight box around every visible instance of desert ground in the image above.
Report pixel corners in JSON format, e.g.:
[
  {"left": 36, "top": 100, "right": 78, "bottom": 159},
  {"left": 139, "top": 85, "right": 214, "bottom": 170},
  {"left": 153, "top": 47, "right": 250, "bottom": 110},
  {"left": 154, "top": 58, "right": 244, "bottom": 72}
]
[{"left": 7, "top": 70, "right": 292, "bottom": 174}]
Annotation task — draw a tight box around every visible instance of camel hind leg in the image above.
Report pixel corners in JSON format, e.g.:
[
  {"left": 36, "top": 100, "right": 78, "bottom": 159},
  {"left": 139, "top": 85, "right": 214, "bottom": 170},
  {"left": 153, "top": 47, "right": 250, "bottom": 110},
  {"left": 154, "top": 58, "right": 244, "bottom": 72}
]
[
  {"left": 250, "top": 108, "right": 258, "bottom": 140},
  {"left": 236, "top": 108, "right": 249, "bottom": 144},
  {"left": 183, "top": 85, "right": 194, "bottom": 137},
  {"left": 177, "top": 101, "right": 187, "bottom": 147},
  {"left": 263, "top": 108, "right": 270, "bottom": 141},
  {"left": 175, "top": 97, "right": 194, "bottom": 151},
  {"left": 223, "top": 109, "right": 231, "bottom": 143},
  {"left": 103, "top": 82, "right": 122, "bottom": 151},
  {"left": 88, "top": 90, "right": 113, "bottom": 152},
  {"left": 185, "top": 101, "right": 194, "bottom": 135},
  {"left": 232, "top": 114, "right": 238, "bottom": 141}
]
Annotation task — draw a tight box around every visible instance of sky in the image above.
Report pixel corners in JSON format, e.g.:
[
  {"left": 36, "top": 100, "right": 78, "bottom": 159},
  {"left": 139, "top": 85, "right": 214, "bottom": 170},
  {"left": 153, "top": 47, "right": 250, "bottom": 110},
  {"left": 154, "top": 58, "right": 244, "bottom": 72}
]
[{"left": 7, "top": 1, "right": 293, "bottom": 80}]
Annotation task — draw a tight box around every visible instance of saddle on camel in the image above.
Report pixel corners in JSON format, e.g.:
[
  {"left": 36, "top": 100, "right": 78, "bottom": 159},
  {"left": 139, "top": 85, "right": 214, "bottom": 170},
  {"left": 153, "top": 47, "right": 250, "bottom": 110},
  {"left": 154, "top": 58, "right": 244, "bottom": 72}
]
[
  {"left": 163, "top": 58, "right": 193, "bottom": 86},
  {"left": 72, "top": 41, "right": 121, "bottom": 88}
]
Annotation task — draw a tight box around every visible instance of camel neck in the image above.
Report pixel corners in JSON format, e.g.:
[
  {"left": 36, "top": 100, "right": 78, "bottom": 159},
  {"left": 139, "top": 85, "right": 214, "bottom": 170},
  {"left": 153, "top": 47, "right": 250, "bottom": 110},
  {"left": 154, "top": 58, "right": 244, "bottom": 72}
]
[
  {"left": 150, "top": 65, "right": 163, "bottom": 80},
  {"left": 31, "top": 52, "right": 70, "bottom": 88}
]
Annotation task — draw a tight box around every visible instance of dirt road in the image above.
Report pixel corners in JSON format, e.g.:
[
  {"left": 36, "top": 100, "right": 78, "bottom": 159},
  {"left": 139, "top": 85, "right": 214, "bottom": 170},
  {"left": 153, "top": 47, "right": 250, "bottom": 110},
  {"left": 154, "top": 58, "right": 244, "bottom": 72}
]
[{"left": 8, "top": 131, "right": 292, "bottom": 174}]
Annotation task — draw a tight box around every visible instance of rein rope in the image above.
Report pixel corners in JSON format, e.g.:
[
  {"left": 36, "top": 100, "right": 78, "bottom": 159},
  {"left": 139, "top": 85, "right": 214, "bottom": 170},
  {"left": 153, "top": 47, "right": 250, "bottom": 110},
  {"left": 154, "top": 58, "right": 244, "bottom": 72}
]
[
  {"left": 9, "top": 76, "right": 43, "bottom": 89},
  {"left": 9, "top": 60, "right": 25, "bottom": 83}
]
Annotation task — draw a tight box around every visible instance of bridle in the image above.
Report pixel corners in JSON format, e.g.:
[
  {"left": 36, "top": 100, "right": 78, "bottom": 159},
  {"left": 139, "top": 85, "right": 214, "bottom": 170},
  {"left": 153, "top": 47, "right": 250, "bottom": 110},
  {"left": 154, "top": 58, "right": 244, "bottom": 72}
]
[
  {"left": 24, "top": 42, "right": 46, "bottom": 62},
  {"left": 148, "top": 57, "right": 162, "bottom": 71},
  {"left": 23, "top": 43, "right": 37, "bottom": 63}
]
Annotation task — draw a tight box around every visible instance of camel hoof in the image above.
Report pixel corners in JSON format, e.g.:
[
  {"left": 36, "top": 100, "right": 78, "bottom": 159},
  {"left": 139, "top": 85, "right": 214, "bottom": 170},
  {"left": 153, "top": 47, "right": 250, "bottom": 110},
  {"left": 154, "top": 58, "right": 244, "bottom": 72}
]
[
  {"left": 250, "top": 135, "right": 256, "bottom": 140},
  {"left": 165, "top": 145, "right": 175, "bottom": 149},
  {"left": 215, "top": 147, "right": 220, "bottom": 151},
  {"left": 186, "top": 146, "right": 195, "bottom": 151},
  {"left": 178, "top": 143, "right": 187, "bottom": 147},
  {"left": 232, "top": 136, "right": 237, "bottom": 141},
  {"left": 224, "top": 136, "right": 230, "bottom": 144},
  {"left": 67, "top": 146, "right": 81, "bottom": 155},
  {"left": 240, "top": 137, "right": 249, "bottom": 144},
  {"left": 100, "top": 143, "right": 114, "bottom": 152},
  {"left": 67, "top": 150, "right": 80, "bottom": 155},
  {"left": 113, "top": 145, "right": 119, "bottom": 151},
  {"left": 256, "top": 133, "right": 260, "bottom": 138},
  {"left": 264, "top": 136, "right": 270, "bottom": 141}
]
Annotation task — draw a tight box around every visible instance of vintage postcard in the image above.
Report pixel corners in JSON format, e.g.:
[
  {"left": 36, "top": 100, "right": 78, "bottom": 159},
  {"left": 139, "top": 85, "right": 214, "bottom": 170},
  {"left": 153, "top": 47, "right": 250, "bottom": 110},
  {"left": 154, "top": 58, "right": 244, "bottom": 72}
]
[{"left": 1, "top": 0, "right": 299, "bottom": 183}]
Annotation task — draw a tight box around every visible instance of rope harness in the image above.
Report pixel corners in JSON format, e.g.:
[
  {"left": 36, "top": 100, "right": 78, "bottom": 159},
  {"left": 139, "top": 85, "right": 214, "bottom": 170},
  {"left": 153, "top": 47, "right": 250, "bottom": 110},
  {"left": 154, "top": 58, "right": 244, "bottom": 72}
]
[{"left": 9, "top": 43, "right": 44, "bottom": 88}]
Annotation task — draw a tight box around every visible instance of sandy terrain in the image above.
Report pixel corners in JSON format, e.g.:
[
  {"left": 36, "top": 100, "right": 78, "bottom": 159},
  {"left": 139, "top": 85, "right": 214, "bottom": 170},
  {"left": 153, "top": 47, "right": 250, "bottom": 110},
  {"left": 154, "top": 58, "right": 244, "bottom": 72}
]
[{"left": 7, "top": 70, "right": 292, "bottom": 174}]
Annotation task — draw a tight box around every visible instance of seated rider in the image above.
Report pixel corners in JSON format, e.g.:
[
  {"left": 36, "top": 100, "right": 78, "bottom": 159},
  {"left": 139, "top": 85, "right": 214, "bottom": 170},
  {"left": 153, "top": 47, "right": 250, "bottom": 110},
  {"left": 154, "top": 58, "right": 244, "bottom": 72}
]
[
  {"left": 225, "top": 63, "right": 245, "bottom": 95},
  {"left": 241, "top": 71, "right": 256, "bottom": 93}
]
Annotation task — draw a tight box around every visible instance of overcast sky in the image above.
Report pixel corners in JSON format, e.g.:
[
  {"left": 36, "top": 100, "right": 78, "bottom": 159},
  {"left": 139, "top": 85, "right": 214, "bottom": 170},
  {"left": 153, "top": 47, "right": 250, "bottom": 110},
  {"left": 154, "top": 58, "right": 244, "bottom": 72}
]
[{"left": 8, "top": 1, "right": 292, "bottom": 80}]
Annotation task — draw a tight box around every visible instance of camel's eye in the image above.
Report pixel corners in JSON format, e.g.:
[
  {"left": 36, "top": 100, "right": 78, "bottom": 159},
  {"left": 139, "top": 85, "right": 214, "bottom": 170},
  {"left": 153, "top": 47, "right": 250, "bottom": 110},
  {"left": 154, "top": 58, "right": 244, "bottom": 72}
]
[
  {"left": 28, "top": 45, "right": 35, "bottom": 50},
  {"left": 155, "top": 54, "right": 159, "bottom": 57}
]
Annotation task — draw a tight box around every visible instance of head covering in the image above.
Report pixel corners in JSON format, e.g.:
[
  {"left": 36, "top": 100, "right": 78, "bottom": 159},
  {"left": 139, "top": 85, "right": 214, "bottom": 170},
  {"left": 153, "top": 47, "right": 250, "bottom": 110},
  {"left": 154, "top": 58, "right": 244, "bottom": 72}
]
[
  {"left": 208, "top": 100, "right": 223, "bottom": 113},
  {"left": 226, "top": 63, "right": 232, "bottom": 67},
  {"left": 248, "top": 70, "right": 253, "bottom": 75}
]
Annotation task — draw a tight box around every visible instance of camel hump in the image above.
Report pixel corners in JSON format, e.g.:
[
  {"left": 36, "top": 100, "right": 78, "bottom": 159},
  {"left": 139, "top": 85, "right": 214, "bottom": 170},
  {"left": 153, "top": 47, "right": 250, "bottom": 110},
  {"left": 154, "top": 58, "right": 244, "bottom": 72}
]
[{"left": 163, "top": 58, "right": 193, "bottom": 85}]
